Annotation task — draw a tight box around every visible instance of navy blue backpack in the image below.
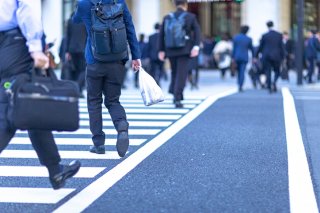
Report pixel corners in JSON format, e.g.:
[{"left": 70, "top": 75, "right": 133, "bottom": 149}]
[
  {"left": 90, "top": 0, "right": 128, "bottom": 62},
  {"left": 164, "top": 12, "right": 188, "bottom": 49}
]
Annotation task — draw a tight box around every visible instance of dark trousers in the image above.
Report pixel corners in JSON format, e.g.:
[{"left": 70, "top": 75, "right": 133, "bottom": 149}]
[
  {"left": 169, "top": 56, "right": 190, "bottom": 101},
  {"left": 0, "top": 29, "right": 60, "bottom": 168},
  {"left": 263, "top": 58, "right": 281, "bottom": 90},
  {"left": 150, "top": 60, "right": 164, "bottom": 86},
  {"left": 236, "top": 61, "right": 247, "bottom": 89},
  {"left": 307, "top": 58, "right": 315, "bottom": 83},
  {"left": 86, "top": 62, "right": 127, "bottom": 146},
  {"left": 70, "top": 53, "right": 86, "bottom": 92}
]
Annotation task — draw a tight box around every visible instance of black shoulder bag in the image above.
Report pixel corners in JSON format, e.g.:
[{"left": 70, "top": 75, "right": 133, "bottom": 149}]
[{"left": 6, "top": 69, "right": 80, "bottom": 131}]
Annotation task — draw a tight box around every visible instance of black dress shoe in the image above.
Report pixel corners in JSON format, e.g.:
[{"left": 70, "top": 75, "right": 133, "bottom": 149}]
[
  {"left": 116, "top": 131, "right": 129, "bottom": 157},
  {"left": 50, "top": 160, "right": 81, "bottom": 190},
  {"left": 175, "top": 101, "right": 183, "bottom": 108},
  {"left": 89, "top": 145, "right": 106, "bottom": 154},
  {"left": 272, "top": 83, "right": 277, "bottom": 92}
]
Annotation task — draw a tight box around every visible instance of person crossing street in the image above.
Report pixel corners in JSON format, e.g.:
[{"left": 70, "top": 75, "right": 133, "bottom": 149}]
[{"left": 0, "top": 0, "right": 80, "bottom": 190}]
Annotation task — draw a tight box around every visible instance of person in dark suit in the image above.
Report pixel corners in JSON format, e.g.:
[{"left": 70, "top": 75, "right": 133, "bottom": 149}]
[
  {"left": 256, "top": 21, "right": 285, "bottom": 93},
  {"left": 159, "top": 0, "right": 201, "bottom": 108},
  {"left": 65, "top": 16, "right": 87, "bottom": 94},
  {"left": 148, "top": 23, "right": 164, "bottom": 86},
  {"left": 305, "top": 29, "right": 320, "bottom": 83},
  {"left": 232, "top": 25, "right": 254, "bottom": 92},
  {"left": 0, "top": 0, "right": 80, "bottom": 190},
  {"left": 73, "top": 0, "right": 141, "bottom": 156}
]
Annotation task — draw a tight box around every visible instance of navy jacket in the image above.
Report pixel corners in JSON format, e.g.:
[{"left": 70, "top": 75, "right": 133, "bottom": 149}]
[
  {"left": 305, "top": 36, "right": 320, "bottom": 59},
  {"left": 256, "top": 30, "right": 285, "bottom": 62},
  {"left": 232, "top": 33, "right": 253, "bottom": 63},
  {"left": 73, "top": 0, "right": 141, "bottom": 64}
]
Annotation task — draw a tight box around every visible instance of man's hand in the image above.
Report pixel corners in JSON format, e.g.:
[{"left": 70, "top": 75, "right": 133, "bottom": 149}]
[
  {"left": 190, "top": 46, "right": 199, "bottom": 58},
  {"left": 65, "top": 52, "right": 71, "bottom": 61},
  {"left": 158, "top": 51, "right": 165, "bottom": 61},
  {"left": 132, "top": 59, "right": 141, "bottom": 72},
  {"left": 31, "top": 51, "right": 49, "bottom": 69}
]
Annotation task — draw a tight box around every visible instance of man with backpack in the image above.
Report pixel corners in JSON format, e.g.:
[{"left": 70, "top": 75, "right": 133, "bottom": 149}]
[
  {"left": 73, "top": 0, "right": 141, "bottom": 156},
  {"left": 159, "top": 0, "right": 201, "bottom": 108}
]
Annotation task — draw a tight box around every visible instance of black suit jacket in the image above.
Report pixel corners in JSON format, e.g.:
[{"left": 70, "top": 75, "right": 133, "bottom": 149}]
[
  {"left": 148, "top": 32, "right": 161, "bottom": 61},
  {"left": 257, "top": 30, "right": 285, "bottom": 62},
  {"left": 66, "top": 19, "right": 87, "bottom": 54},
  {"left": 159, "top": 8, "right": 201, "bottom": 58}
]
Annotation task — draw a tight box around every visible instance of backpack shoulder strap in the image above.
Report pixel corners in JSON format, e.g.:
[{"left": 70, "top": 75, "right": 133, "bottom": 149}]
[{"left": 178, "top": 12, "right": 188, "bottom": 20}]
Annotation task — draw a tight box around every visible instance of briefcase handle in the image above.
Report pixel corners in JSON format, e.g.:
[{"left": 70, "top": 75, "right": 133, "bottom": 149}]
[{"left": 31, "top": 68, "right": 58, "bottom": 83}]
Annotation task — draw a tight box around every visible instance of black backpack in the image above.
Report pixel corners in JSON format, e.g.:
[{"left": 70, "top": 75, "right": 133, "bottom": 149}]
[
  {"left": 164, "top": 12, "right": 188, "bottom": 49},
  {"left": 90, "top": 0, "right": 128, "bottom": 62}
]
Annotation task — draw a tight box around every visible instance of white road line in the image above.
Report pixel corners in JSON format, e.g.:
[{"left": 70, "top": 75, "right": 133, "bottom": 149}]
[
  {"left": 0, "top": 188, "right": 75, "bottom": 204},
  {"left": 78, "top": 104, "right": 196, "bottom": 109},
  {"left": 10, "top": 138, "right": 147, "bottom": 146},
  {"left": 0, "top": 150, "right": 122, "bottom": 160},
  {"left": 78, "top": 120, "right": 172, "bottom": 127},
  {"left": 54, "top": 88, "right": 237, "bottom": 213},
  {"left": 295, "top": 96, "right": 320, "bottom": 100},
  {"left": 78, "top": 99, "right": 202, "bottom": 106},
  {"left": 0, "top": 166, "right": 105, "bottom": 178},
  {"left": 80, "top": 114, "right": 181, "bottom": 120},
  {"left": 17, "top": 129, "right": 161, "bottom": 136},
  {"left": 79, "top": 108, "right": 189, "bottom": 114},
  {"left": 282, "top": 87, "right": 318, "bottom": 213}
]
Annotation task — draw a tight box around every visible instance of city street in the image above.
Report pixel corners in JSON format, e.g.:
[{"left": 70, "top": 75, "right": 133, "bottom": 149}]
[{"left": 0, "top": 70, "right": 320, "bottom": 212}]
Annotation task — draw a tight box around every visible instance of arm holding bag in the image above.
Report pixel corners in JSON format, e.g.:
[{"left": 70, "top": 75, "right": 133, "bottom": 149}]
[{"left": 138, "top": 67, "right": 165, "bottom": 106}]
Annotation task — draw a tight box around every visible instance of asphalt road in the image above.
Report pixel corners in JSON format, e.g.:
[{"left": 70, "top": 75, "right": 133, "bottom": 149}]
[{"left": 0, "top": 71, "right": 320, "bottom": 212}]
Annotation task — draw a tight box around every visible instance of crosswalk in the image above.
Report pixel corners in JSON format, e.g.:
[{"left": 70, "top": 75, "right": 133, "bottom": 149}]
[{"left": 0, "top": 94, "right": 205, "bottom": 207}]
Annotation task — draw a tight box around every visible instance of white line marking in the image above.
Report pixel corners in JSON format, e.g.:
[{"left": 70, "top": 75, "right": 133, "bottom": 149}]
[
  {"left": 79, "top": 114, "right": 181, "bottom": 120},
  {"left": 282, "top": 87, "right": 318, "bottom": 213},
  {"left": 79, "top": 104, "right": 196, "bottom": 109},
  {"left": 54, "top": 89, "right": 237, "bottom": 213},
  {"left": 0, "top": 150, "right": 122, "bottom": 160},
  {"left": 78, "top": 120, "right": 172, "bottom": 127},
  {"left": 78, "top": 99, "right": 202, "bottom": 106},
  {"left": 0, "top": 188, "right": 75, "bottom": 204},
  {"left": 17, "top": 129, "right": 161, "bottom": 136},
  {"left": 79, "top": 108, "right": 189, "bottom": 114},
  {"left": 0, "top": 166, "right": 105, "bottom": 178},
  {"left": 10, "top": 138, "right": 147, "bottom": 146}
]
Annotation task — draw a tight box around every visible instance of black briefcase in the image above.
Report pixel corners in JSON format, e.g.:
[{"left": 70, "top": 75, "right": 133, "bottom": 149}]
[{"left": 7, "top": 69, "right": 80, "bottom": 131}]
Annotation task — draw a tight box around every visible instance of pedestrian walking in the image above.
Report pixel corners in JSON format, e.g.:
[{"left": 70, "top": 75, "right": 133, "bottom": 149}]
[
  {"left": 281, "top": 32, "right": 295, "bottom": 80},
  {"left": 232, "top": 25, "right": 254, "bottom": 92},
  {"left": 213, "top": 33, "right": 233, "bottom": 79},
  {"left": 148, "top": 23, "right": 164, "bottom": 86},
  {"left": 0, "top": 0, "right": 80, "bottom": 190},
  {"left": 159, "top": 0, "right": 201, "bottom": 108},
  {"left": 73, "top": 0, "right": 141, "bottom": 156},
  {"left": 65, "top": 15, "right": 87, "bottom": 96},
  {"left": 256, "top": 21, "right": 285, "bottom": 93},
  {"left": 305, "top": 29, "right": 320, "bottom": 84}
]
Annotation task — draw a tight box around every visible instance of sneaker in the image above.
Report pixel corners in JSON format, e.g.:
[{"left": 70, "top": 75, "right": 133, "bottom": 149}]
[
  {"left": 50, "top": 160, "right": 81, "bottom": 190},
  {"left": 116, "top": 131, "right": 129, "bottom": 157},
  {"left": 89, "top": 145, "right": 106, "bottom": 154}
]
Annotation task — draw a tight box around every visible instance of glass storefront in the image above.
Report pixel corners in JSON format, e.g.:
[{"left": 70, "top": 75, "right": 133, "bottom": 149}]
[
  {"left": 291, "top": 0, "right": 320, "bottom": 38},
  {"left": 189, "top": 2, "right": 241, "bottom": 38}
]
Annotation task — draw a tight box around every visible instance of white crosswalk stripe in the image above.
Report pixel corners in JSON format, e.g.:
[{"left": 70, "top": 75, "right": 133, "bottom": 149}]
[{"left": 0, "top": 94, "right": 205, "bottom": 205}]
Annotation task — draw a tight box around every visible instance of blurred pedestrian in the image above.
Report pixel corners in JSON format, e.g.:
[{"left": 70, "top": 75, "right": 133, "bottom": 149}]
[
  {"left": 159, "top": 0, "right": 201, "bottom": 108},
  {"left": 282, "top": 32, "right": 295, "bottom": 80},
  {"left": 213, "top": 33, "right": 233, "bottom": 79},
  {"left": 202, "top": 35, "right": 215, "bottom": 68},
  {"left": 0, "top": 0, "right": 80, "bottom": 190},
  {"left": 232, "top": 25, "right": 254, "bottom": 92},
  {"left": 148, "top": 23, "right": 164, "bottom": 86},
  {"left": 65, "top": 14, "right": 87, "bottom": 95},
  {"left": 256, "top": 21, "right": 285, "bottom": 93},
  {"left": 305, "top": 29, "right": 320, "bottom": 83},
  {"left": 135, "top": 33, "right": 149, "bottom": 88},
  {"left": 73, "top": 0, "right": 141, "bottom": 156}
]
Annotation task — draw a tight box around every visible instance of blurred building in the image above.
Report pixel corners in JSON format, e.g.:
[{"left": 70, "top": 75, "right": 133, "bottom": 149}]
[{"left": 42, "top": 0, "right": 320, "bottom": 59}]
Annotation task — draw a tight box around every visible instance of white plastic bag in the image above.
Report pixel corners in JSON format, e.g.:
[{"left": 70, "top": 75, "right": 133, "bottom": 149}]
[{"left": 138, "top": 67, "right": 165, "bottom": 106}]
